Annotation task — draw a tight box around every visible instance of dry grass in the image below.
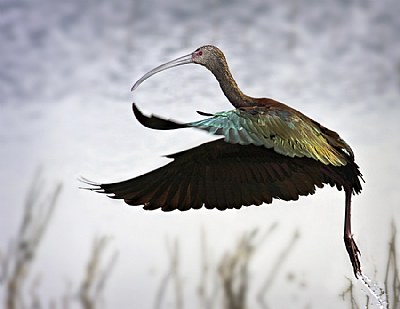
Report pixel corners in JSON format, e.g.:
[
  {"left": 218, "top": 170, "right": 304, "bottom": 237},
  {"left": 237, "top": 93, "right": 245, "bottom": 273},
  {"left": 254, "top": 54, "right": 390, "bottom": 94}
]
[
  {"left": 384, "top": 222, "right": 400, "bottom": 308},
  {"left": 0, "top": 170, "right": 117, "bottom": 309},
  {"left": 154, "top": 223, "right": 300, "bottom": 309},
  {"left": 155, "top": 221, "right": 400, "bottom": 309},
  {"left": 3, "top": 169, "right": 61, "bottom": 309},
  {"left": 1, "top": 170, "right": 399, "bottom": 308},
  {"left": 78, "top": 236, "right": 119, "bottom": 309}
]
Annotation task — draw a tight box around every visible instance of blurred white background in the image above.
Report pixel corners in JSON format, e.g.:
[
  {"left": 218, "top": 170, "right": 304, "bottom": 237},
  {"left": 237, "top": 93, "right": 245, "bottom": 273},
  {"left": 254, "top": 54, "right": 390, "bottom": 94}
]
[{"left": 1, "top": 0, "right": 399, "bottom": 308}]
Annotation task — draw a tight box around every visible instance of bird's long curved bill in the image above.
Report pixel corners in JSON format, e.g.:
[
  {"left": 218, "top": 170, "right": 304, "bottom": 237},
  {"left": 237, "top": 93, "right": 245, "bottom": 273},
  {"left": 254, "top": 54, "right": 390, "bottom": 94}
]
[{"left": 131, "top": 53, "right": 193, "bottom": 91}]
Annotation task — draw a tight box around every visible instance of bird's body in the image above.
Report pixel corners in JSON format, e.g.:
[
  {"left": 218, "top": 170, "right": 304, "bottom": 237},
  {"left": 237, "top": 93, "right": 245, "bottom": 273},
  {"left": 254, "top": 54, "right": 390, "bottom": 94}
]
[{"left": 83, "top": 45, "right": 364, "bottom": 277}]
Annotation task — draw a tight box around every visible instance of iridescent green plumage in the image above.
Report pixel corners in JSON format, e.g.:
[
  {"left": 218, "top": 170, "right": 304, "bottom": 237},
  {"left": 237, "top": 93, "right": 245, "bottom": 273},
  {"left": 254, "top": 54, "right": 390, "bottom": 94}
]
[{"left": 186, "top": 107, "right": 350, "bottom": 166}]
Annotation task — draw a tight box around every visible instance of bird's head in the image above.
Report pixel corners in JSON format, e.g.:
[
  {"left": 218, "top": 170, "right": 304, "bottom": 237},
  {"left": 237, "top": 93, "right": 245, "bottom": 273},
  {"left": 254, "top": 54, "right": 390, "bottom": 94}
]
[
  {"left": 191, "top": 45, "right": 226, "bottom": 67},
  {"left": 131, "top": 45, "right": 226, "bottom": 91}
]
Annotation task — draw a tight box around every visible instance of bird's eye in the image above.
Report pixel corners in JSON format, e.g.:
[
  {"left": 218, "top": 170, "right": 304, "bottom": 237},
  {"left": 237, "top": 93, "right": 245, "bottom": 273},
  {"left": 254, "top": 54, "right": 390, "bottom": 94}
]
[{"left": 193, "top": 48, "right": 203, "bottom": 58}]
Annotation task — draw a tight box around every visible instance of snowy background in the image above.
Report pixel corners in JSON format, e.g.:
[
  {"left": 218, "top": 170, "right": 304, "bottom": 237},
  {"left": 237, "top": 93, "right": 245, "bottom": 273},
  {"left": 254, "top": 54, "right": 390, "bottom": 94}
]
[{"left": 1, "top": 0, "right": 400, "bottom": 308}]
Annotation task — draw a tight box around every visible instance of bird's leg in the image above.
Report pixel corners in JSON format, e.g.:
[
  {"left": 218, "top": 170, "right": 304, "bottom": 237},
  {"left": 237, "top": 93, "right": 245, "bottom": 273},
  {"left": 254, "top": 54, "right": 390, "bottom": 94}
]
[{"left": 344, "top": 189, "right": 361, "bottom": 278}]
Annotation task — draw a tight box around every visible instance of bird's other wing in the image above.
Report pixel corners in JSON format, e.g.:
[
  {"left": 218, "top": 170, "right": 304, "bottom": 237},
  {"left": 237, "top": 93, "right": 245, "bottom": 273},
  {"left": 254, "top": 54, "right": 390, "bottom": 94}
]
[
  {"left": 131, "top": 102, "right": 348, "bottom": 167},
  {"left": 82, "top": 139, "right": 360, "bottom": 211},
  {"left": 186, "top": 107, "right": 348, "bottom": 167}
]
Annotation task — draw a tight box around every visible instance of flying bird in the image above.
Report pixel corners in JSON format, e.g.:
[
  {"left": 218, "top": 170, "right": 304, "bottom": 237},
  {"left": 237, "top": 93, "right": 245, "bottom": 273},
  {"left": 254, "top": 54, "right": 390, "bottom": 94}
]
[{"left": 83, "top": 45, "right": 364, "bottom": 277}]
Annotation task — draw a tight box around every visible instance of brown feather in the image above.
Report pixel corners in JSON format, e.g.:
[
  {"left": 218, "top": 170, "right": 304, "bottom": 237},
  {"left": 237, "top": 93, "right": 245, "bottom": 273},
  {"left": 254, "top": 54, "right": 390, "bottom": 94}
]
[{"left": 88, "top": 138, "right": 362, "bottom": 211}]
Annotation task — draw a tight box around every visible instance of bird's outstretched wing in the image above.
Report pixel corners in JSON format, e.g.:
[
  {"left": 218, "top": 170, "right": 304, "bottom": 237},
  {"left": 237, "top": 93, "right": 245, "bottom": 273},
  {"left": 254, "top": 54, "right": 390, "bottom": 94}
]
[
  {"left": 82, "top": 138, "right": 362, "bottom": 211},
  {"left": 131, "top": 103, "right": 351, "bottom": 167}
]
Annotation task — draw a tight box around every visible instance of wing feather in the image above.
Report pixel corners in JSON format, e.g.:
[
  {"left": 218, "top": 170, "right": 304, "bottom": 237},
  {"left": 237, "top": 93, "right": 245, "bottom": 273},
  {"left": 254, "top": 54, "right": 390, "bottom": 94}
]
[{"left": 84, "top": 139, "right": 362, "bottom": 211}]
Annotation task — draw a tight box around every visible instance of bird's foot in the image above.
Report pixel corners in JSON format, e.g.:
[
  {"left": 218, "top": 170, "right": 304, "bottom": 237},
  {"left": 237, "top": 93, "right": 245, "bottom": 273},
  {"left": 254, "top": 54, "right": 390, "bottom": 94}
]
[{"left": 344, "top": 234, "right": 361, "bottom": 278}]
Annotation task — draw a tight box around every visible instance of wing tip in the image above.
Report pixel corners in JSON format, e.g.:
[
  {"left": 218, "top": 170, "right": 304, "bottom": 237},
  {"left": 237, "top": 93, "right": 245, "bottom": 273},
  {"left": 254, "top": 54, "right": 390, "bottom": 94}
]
[
  {"left": 132, "top": 102, "right": 187, "bottom": 130},
  {"left": 78, "top": 176, "right": 105, "bottom": 193}
]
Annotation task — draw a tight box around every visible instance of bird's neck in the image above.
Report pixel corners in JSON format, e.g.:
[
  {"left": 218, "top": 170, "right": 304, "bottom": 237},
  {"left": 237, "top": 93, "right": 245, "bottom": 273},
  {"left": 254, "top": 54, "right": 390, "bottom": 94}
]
[{"left": 210, "top": 60, "right": 254, "bottom": 108}]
